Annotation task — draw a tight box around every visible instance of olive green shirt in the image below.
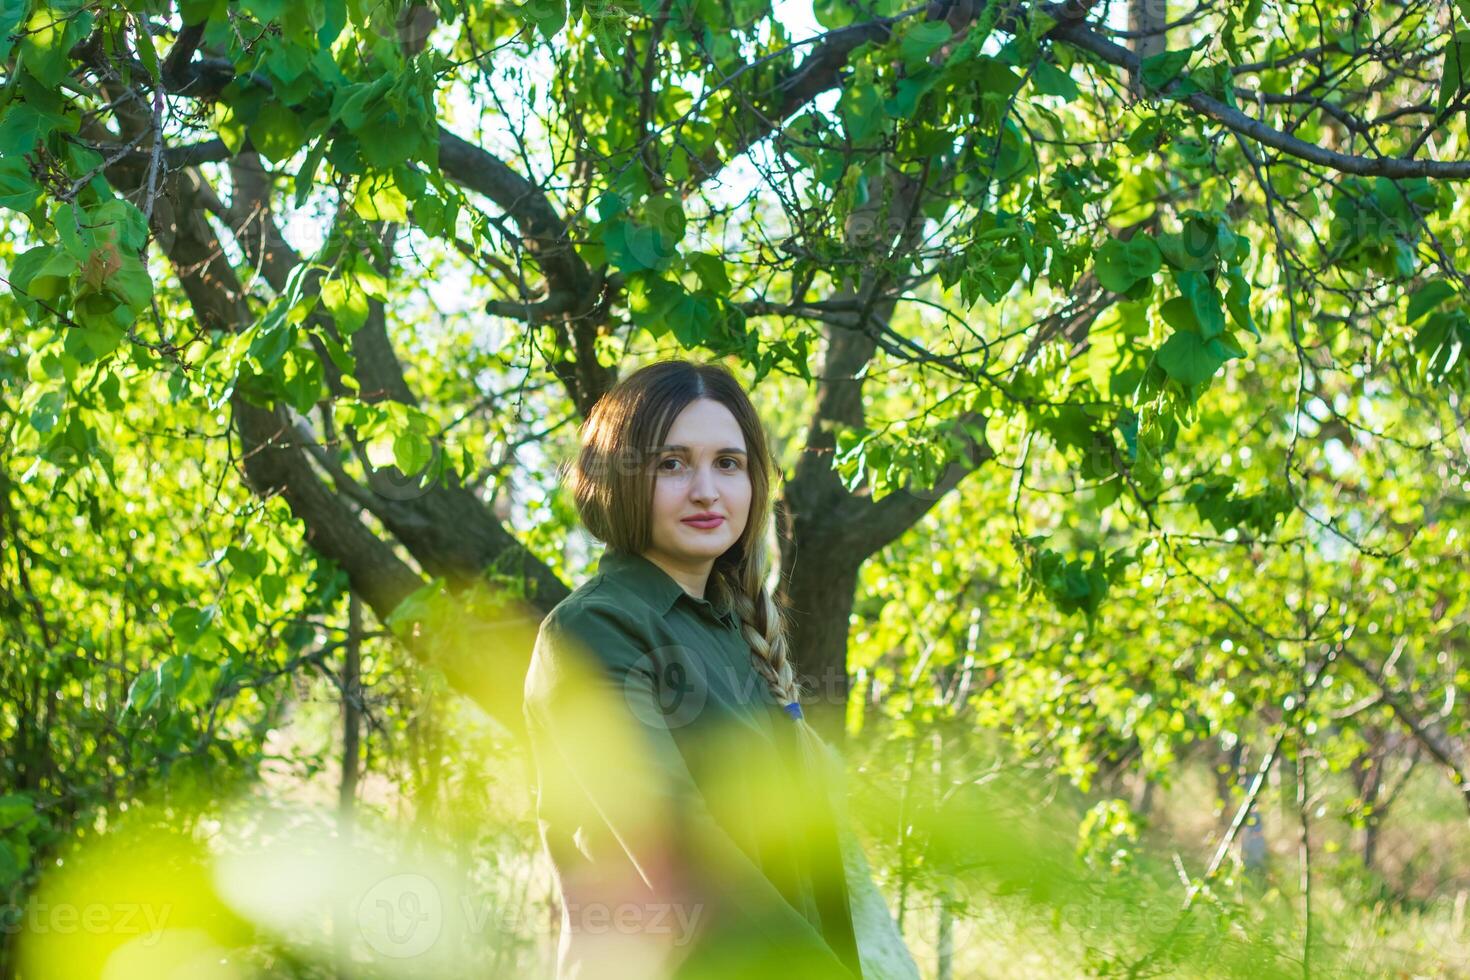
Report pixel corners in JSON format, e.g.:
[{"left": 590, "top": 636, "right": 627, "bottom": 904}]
[{"left": 523, "top": 546, "right": 862, "bottom": 979}]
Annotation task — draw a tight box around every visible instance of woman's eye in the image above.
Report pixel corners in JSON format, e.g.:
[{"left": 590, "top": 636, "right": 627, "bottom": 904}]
[{"left": 658, "top": 456, "right": 740, "bottom": 472}]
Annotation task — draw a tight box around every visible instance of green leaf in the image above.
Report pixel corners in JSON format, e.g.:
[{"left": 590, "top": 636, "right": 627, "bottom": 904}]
[
  {"left": 1094, "top": 235, "right": 1162, "bottom": 293},
  {"left": 212, "top": 102, "right": 248, "bottom": 156},
  {"left": 888, "top": 66, "right": 941, "bottom": 118},
  {"left": 93, "top": 198, "right": 151, "bottom": 253},
  {"left": 315, "top": 325, "right": 356, "bottom": 379},
  {"left": 1155, "top": 228, "right": 1216, "bottom": 272},
  {"left": 900, "top": 21, "right": 952, "bottom": 70},
  {"left": 0, "top": 156, "right": 41, "bottom": 214},
  {"left": 1215, "top": 220, "right": 1248, "bottom": 265},
  {"left": 12, "top": 246, "right": 75, "bottom": 319},
  {"left": 168, "top": 654, "right": 215, "bottom": 705},
  {"left": 264, "top": 38, "right": 311, "bottom": 86},
  {"left": 29, "top": 389, "right": 63, "bottom": 433},
  {"left": 1415, "top": 309, "right": 1470, "bottom": 383},
  {"left": 137, "top": 22, "right": 161, "bottom": 80},
  {"left": 605, "top": 220, "right": 654, "bottom": 273},
  {"left": 1019, "top": 542, "right": 1133, "bottom": 621},
  {"left": 1032, "top": 60, "right": 1079, "bottom": 101},
  {"left": 0, "top": 793, "right": 34, "bottom": 831},
  {"left": 352, "top": 174, "right": 409, "bottom": 222},
  {"left": 1184, "top": 475, "right": 1239, "bottom": 532},
  {"left": 596, "top": 190, "right": 626, "bottom": 222},
  {"left": 412, "top": 193, "right": 445, "bottom": 237},
  {"left": 1140, "top": 44, "right": 1200, "bottom": 92},
  {"left": 107, "top": 253, "right": 154, "bottom": 314},
  {"left": 169, "top": 605, "right": 217, "bottom": 646},
  {"left": 282, "top": 348, "right": 324, "bottom": 414},
  {"left": 1040, "top": 404, "right": 1098, "bottom": 453},
  {"left": 1156, "top": 330, "right": 1230, "bottom": 385},
  {"left": 124, "top": 670, "right": 161, "bottom": 715},
  {"left": 242, "top": 0, "right": 287, "bottom": 21},
  {"left": 331, "top": 75, "right": 394, "bottom": 131},
  {"left": 669, "top": 292, "right": 720, "bottom": 348},
  {"left": 971, "top": 57, "right": 1024, "bottom": 99},
  {"left": 180, "top": 0, "right": 227, "bottom": 24},
  {"left": 640, "top": 194, "right": 686, "bottom": 263},
  {"left": 393, "top": 429, "right": 433, "bottom": 476},
  {"left": 1175, "top": 270, "right": 1226, "bottom": 339},
  {"left": 1407, "top": 280, "right": 1458, "bottom": 323},
  {"left": 225, "top": 544, "right": 266, "bottom": 580},
  {"left": 18, "top": 5, "right": 86, "bottom": 88},
  {"left": 1159, "top": 296, "right": 1201, "bottom": 334},
  {"left": 687, "top": 251, "right": 730, "bottom": 294},
  {"left": 1224, "top": 267, "right": 1258, "bottom": 337},
  {"left": 293, "top": 135, "right": 329, "bottom": 208},
  {"left": 317, "top": 0, "right": 345, "bottom": 43},
  {"left": 812, "top": 0, "right": 857, "bottom": 29},
  {"left": 1125, "top": 115, "right": 1166, "bottom": 154},
  {"left": 839, "top": 82, "right": 885, "bottom": 145},
  {"left": 1439, "top": 32, "right": 1470, "bottom": 111},
  {"left": 248, "top": 320, "right": 294, "bottom": 371},
  {"left": 1213, "top": 331, "right": 1247, "bottom": 359},
  {"left": 322, "top": 275, "right": 369, "bottom": 335},
  {"left": 248, "top": 102, "right": 306, "bottom": 163},
  {"left": 520, "top": 0, "right": 566, "bottom": 38},
  {"left": 67, "top": 306, "right": 126, "bottom": 363},
  {"left": 0, "top": 102, "right": 76, "bottom": 159},
  {"left": 0, "top": 0, "right": 32, "bottom": 70},
  {"left": 630, "top": 275, "right": 703, "bottom": 341}
]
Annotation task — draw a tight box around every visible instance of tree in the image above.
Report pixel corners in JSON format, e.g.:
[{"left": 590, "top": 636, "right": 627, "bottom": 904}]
[{"left": 3, "top": 0, "right": 1469, "bottom": 751}]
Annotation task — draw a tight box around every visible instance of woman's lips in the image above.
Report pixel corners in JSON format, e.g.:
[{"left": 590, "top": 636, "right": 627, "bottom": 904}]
[{"left": 681, "top": 516, "right": 724, "bottom": 529}]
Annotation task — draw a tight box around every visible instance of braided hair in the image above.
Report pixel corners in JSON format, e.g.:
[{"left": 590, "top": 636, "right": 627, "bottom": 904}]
[{"left": 709, "top": 539, "right": 805, "bottom": 716}]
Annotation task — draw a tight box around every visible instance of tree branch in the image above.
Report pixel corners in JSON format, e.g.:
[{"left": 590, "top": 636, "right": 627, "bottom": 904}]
[
  {"left": 1338, "top": 645, "right": 1470, "bottom": 819},
  {"left": 161, "top": 20, "right": 206, "bottom": 89},
  {"left": 1046, "top": 9, "right": 1470, "bottom": 179}
]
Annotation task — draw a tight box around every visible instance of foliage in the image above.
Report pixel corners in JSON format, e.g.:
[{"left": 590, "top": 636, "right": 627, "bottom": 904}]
[{"left": 3, "top": 0, "right": 1470, "bottom": 975}]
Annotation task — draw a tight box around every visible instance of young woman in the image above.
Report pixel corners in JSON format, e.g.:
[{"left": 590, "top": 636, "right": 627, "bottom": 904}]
[{"left": 522, "top": 359, "right": 864, "bottom": 980}]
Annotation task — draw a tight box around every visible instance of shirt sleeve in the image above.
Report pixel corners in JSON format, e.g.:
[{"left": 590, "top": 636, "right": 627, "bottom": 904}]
[{"left": 523, "top": 599, "right": 861, "bottom": 979}]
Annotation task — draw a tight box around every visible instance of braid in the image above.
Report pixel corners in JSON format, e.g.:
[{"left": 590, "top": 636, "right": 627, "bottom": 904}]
[{"left": 722, "top": 571, "right": 803, "bottom": 709}]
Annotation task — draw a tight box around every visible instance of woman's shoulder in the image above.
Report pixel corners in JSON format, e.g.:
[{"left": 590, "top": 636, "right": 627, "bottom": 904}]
[
  {"left": 541, "top": 564, "right": 666, "bottom": 634},
  {"left": 533, "top": 574, "right": 662, "bottom": 670},
  {"left": 523, "top": 581, "right": 672, "bottom": 726}
]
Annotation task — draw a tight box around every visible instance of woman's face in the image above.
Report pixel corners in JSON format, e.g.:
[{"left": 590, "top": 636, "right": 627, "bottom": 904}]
[{"left": 646, "top": 398, "right": 752, "bottom": 570}]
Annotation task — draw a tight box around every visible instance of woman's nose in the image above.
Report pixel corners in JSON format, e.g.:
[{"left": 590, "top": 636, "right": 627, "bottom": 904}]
[{"left": 690, "top": 464, "right": 718, "bottom": 500}]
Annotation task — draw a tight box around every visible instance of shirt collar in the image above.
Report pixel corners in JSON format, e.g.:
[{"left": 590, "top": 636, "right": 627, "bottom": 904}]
[{"left": 599, "top": 547, "right": 739, "bottom": 628}]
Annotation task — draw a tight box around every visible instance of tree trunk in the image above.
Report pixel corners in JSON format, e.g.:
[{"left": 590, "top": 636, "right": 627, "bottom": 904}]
[
  {"left": 335, "top": 592, "right": 363, "bottom": 978},
  {"left": 1128, "top": 0, "right": 1167, "bottom": 94},
  {"left": 779, "top": 536, "right": 862, "bottom": 742}
]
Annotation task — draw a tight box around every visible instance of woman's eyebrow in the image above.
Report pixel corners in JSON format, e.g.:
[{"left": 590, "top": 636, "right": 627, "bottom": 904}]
[{"left": 652, "top": 444, "right": 748, "bottom": 455}]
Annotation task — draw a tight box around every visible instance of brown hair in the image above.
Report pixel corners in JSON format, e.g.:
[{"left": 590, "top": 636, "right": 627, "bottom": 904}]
[{"left": 561, "top": 359, "right": 805, "bottom": 711}]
